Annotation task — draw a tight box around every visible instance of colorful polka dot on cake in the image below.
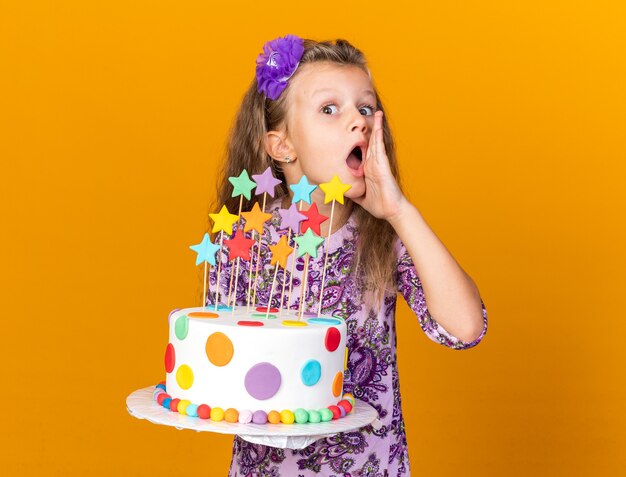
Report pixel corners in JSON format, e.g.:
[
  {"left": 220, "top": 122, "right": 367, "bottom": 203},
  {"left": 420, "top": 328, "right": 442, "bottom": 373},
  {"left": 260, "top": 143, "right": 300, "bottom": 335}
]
[
  {"left": 174, "top": 315, "right": 189, "bottom": 340},
  {"left": 244, "top": 363, "right": 281, "bottom": 400},
  {"left": 301, "top": 359, "right": 322, "bottom": 386},
  {"left": 332, "top": 372, "right": 343, "bottom": 397},
  {"left": 205, "top": 332, "right": 234, "bottom": 366},
  {"left": 282, "top": 320, "right": 307, "bottom": 327},
  {"left": 325, "top": 327, "right": 341, "bottom": 351},
  {"left": 308, "top": 317, "right": 342, "bottom": 325},
  {"left": 176, "top": 364, "right": 194, "bottom": 389},
  {"left": 188, "top": 311, "right": 219, "bottom": 318},
  {"left": 164, "top": 343, "right": 175, "bottom": 373}
]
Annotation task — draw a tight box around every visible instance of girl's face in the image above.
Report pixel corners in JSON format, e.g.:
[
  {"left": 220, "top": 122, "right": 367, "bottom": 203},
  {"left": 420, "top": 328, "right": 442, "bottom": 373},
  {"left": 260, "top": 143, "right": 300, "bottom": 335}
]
[{"left": 281, "top": 62, "right": 377, "bottom": 200}]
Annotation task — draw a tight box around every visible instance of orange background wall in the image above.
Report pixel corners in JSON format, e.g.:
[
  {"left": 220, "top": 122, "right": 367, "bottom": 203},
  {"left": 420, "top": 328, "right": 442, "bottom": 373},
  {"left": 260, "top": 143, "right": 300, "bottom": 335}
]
[{"left": 1, "top": 1, "right": 625, "bottom": 475}]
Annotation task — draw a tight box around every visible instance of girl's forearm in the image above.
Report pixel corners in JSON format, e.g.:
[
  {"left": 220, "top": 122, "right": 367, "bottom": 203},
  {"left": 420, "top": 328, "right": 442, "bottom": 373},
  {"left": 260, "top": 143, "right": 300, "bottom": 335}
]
[{"left": 388, "top": 198, "right": 485, "bottom": 343}]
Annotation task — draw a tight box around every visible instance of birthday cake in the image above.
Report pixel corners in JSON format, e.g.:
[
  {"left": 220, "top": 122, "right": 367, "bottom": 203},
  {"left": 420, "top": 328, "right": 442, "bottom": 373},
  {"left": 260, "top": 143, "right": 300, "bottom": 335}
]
[
  {"left": 152, "top": 169, "right": 358, "bottom": 424},
  {"left": 154, "top": 306, "right": 353, "bottom": 424}
]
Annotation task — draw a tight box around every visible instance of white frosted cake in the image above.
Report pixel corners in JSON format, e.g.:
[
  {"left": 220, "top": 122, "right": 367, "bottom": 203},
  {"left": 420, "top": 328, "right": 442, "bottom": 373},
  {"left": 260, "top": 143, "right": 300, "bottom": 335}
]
[{"left": 154, "top": 306, "right": 354, "bottom": 424}]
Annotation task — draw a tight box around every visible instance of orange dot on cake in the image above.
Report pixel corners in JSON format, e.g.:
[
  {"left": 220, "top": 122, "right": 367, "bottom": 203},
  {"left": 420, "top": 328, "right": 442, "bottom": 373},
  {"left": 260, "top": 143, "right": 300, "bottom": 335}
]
[
  {"left": 188, "top": 311, "right": 219, "bottom": 318},
  {"left": 205, "top": 332, "right": 234, "bottom": 366},
  {"left": 332, "top": 371, "right": 343, "bottom": 397}
]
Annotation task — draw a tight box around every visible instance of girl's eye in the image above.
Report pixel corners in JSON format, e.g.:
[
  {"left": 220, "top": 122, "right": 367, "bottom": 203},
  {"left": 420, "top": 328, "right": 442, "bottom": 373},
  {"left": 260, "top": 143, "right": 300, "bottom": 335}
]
[
  {"left": 359, "top": 105, "right": 376, "bottom": 116},
  {"left": 321, "top": 104, "right": 338, "bottom": 115}
]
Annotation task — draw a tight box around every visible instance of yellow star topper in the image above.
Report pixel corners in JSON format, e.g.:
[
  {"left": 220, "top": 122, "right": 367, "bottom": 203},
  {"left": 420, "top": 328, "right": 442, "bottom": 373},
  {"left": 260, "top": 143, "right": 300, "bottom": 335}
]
[
  {"left": 269, "top": 234, "right": 294, "bottom": 268},
  {"left": 209, "top": 205, "right": 239, "bottom": 234},
  {"left": 241, "top": 202, "right": 272, "bottom": 234},
  {"left": 319, "top": 175, "right": 352, "bottom": 204}
]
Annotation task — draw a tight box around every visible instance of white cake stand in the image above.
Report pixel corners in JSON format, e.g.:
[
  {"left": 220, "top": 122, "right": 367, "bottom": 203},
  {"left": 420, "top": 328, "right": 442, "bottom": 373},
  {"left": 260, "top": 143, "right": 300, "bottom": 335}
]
[{"left": 127, "top": 386, "right": 380, "bottom": 449}]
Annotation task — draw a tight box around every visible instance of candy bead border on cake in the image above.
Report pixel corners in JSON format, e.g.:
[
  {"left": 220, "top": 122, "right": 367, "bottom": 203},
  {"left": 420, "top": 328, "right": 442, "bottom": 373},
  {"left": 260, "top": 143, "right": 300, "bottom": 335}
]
[{"left": 152, "top": 382, "right": 354, "bottom": 424}]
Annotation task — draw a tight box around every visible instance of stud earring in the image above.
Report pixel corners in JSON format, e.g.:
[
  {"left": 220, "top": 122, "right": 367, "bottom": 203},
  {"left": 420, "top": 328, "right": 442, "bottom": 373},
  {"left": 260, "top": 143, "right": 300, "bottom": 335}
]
[{"left": 284, "top": 156, "right": 292, "bottom": 164}]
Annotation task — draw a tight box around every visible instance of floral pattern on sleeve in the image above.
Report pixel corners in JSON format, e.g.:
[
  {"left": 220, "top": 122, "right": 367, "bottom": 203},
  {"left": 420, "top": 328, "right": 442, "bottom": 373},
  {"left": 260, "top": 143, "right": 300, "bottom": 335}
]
[{"left": 395, "top": 239, "right": 488, "bottom": 350}]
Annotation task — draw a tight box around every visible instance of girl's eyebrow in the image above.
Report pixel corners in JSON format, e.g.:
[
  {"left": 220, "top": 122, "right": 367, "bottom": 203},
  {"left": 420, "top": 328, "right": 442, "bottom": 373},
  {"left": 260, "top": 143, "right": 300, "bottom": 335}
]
[{"left": 312, "top": 88, "right": 376, "bottom": 98}]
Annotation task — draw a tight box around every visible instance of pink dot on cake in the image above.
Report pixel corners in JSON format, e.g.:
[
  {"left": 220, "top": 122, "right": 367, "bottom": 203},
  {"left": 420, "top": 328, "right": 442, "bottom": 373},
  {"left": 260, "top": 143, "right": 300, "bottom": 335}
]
[
  {"left": 244, "top": 362, "right": 281, "bottom": 400},
  {"left": 325, "top": 327, "right": 341, "bottom": 351},
  {"left": 164, "top": 343, "right": 175, "bottom": 373}
]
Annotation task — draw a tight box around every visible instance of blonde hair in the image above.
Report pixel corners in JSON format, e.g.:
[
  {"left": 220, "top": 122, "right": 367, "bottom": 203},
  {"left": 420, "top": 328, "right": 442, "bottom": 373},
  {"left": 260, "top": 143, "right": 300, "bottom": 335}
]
[{"left": 213, "top": 38, "right": 402, "bottom": 309}]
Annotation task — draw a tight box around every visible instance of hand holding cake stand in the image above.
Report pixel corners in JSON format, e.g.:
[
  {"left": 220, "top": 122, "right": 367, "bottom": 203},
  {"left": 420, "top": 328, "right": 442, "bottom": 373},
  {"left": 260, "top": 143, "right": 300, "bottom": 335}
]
[{"left": 127, "top": 385, "right": 379, "bottom": 449}]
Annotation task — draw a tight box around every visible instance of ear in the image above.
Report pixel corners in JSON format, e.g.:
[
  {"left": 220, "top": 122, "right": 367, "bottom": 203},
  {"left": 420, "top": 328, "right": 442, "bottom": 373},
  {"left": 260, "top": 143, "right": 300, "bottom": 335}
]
[{"left": 264, "top": 130, "right": 296, "bottom": 164}]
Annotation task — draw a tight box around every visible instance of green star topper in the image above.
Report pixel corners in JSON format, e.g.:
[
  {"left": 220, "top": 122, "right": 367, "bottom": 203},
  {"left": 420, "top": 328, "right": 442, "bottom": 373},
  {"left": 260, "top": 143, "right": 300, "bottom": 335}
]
[
  {"left": 293, "top": 228, "right": 324, "bottom": 259},
  {"left": 228, "top": 170, "right": 257, "bottom": 200}
]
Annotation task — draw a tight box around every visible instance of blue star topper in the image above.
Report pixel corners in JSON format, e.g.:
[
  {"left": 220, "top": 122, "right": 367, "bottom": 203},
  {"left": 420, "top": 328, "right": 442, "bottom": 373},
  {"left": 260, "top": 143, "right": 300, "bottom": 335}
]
[
  {"left": 189, "top": 233, "right": 221, "bottom": 266},
  {"left": 289, "top": 175, "right": 317, "bottom": 204}
]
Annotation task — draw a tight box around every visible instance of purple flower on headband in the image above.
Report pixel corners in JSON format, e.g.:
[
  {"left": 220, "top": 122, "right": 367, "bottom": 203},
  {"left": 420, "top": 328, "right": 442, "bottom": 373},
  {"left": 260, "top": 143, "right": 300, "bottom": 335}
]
[{"left": 255, "top": 34, "right": 304, "bottom": 100}]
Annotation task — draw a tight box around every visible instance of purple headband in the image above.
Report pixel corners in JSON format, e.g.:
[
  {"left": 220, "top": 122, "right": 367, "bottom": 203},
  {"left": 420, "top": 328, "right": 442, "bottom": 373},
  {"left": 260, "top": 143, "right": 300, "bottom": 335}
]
[{"left": 255, "top": 34, "right": 305, "bottom": 101}]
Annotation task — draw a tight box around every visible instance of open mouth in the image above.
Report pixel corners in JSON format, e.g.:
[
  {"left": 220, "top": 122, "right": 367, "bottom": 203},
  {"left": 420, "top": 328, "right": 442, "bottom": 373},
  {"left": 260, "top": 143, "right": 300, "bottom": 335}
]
[{"left": 346, "top": 146, "right": 363, "bottom": 171}]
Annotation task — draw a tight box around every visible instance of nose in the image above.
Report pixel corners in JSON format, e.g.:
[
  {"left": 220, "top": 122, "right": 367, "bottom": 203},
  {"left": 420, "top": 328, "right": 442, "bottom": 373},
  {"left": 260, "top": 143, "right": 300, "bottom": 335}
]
[{"left": 349, "top": 108, "right": 368, "bottom": 133}]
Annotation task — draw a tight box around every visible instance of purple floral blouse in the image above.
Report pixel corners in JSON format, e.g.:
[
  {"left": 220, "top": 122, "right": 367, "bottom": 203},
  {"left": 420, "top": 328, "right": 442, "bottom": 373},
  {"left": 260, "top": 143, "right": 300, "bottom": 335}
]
[{"left": 206, "top": 200, "right": 488, "bottom": 477}]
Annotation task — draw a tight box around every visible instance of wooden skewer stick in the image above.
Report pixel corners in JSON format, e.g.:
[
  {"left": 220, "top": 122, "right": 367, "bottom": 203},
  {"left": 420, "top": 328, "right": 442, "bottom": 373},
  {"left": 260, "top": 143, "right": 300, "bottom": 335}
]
[
  {"left": 265, "top": 265, "right": 279, "bottom": 319},
  {"left": 287, "top": 201, "right": 304, "bottom": 308},
  {"left": 214, "top": 231, "right": 224, "bottom": 311},
  {"left": 250, "top": 193, "right": 267, "bottom": 309},
  {"left": 231, "top": 257, "right": 241, "bottom": 314},
  {"left": 245, "top": 234, "right": 257, "bottom": 312},
  {"left": 279, "top": 228, "right": 292, "bottom": 317},
  {"left": 298, "top": 254, "right": 310, "bottom": 321},
  {"left": 202, "top": 261, "right": 207, "bottom": 311},
  {"left": 317, "top": 200, "right": 336, "bottom": 315},
  {"left": 226, "top": 195, "right": 244, "bottom": 308}
]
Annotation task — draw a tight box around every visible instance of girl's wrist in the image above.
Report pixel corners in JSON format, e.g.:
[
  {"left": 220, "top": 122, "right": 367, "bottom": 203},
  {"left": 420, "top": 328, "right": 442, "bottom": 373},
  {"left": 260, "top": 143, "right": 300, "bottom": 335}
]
[{"left": 386, "top": 196, "right": 416, "bottom": 229}]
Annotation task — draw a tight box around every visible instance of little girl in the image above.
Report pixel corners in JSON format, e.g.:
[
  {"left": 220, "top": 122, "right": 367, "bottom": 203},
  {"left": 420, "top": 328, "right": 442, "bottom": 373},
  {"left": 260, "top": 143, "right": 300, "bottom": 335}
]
[{"left": 208, "top": 35, "right": 488, "bottom": 477}]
